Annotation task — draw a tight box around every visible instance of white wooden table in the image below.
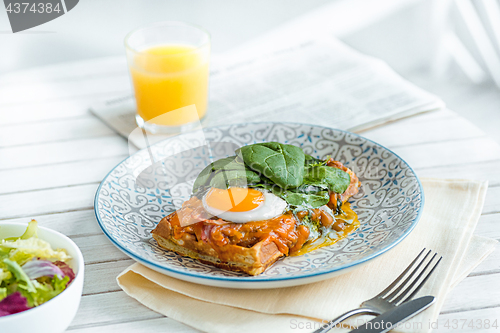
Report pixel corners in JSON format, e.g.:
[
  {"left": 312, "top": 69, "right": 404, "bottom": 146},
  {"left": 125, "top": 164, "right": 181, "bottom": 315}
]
[{"left": 1, "top": 58, "right": 499, "bottom": 332}]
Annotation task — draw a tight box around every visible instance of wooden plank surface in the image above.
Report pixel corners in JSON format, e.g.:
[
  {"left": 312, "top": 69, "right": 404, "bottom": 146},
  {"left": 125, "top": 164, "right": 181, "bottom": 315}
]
[
  {"left": 475, "top": 214, "right": 500, "bottom": 240},
  {"left": 0, "top": 74, "right": 131, "bottom": 105},
  {"left": 0, "top": 116, "right": 115, "bottom": 148},
  {"left": 390, "top": 137, "right": 500, "bottom": 170},
  {"left": 0, "top": 91, "right": 129, "bottom": 126},
  {"left": 71, "top": 234, "right": 130, "bottom": 264},
  {"left": 0, "top": 136, "right": 129, "bottom": 170},
  {"left": 83, "top": 260, "right": 135, "bottom": 295},
  {"left": 361, "top": 109, "right": 485, "bottom": 148},
  {"left": 69, "top": 291, "right": 163, "bottom": 329},
  {"left": 441, "top": 274, "right": 500, "bottom": 313},
  {"left": 0, "top": 156, "right": 125, "bottom": 195},
  {"left": 5, "top": 210, "right": 101, "bottom": 236},
  {"left": 435, "top": 307, "right": 500, "bottom": 333},
  {"left": 470, "top": 245, "right": 500, "bottom": 276},
  {"left": 1, "top": 56, "right": 499, "bottom": 333},
  {"left": 415, "top": 160, "right": 500, "bottom": 187},
  {"left": 0, "top": 184, "right": 98, "bottom": 219},
  {"left": 0, "top": 57, "right": 128, "bottom": 86},
  {"left": 68, "top": 315, "right": 190, "bottom": 333}
]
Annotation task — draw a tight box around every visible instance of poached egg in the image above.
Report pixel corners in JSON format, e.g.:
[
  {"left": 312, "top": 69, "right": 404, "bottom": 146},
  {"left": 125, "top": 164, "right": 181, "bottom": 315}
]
[{"left": 202, "top": 187, "right": 287, "bottom": 223}]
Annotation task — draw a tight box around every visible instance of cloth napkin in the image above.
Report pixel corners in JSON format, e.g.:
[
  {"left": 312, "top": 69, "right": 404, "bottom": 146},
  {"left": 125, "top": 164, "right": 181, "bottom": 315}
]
[{"left": 117, "top": 178, "right": 498, "bottom": 333}]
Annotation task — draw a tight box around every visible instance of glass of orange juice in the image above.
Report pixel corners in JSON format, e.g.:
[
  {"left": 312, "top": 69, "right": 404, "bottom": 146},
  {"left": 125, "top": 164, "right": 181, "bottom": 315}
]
[{"left": 125, "top": 22, "right": 210, "bottom": 134}]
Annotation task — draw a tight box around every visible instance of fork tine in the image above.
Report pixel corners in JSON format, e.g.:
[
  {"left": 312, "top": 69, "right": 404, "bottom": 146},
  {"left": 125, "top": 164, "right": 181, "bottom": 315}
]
[
  {"left": 397, "top": 255, "right": 442, "bottom": 304},
  {"left": 374, "top": 248, "right": 428, "bottom": 298},
  {"left": 390, "top": 253, "right": 438, "bottom": 303},
  {"left": 384, "top": 250, "right": 432, "bottom": 301}
]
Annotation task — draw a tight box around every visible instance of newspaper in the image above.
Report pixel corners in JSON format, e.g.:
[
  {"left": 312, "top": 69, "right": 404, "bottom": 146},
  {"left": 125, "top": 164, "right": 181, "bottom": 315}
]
[
  {"left": 91, "top": 11, "right": 444, "bottom": 149},
  {"left": 207, "top": 36, "right": 442, "bottom": 132}
]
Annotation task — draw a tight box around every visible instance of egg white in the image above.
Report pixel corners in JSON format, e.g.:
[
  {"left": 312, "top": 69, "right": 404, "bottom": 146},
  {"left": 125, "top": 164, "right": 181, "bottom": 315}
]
[{"left": 202, "top": 188, "right": 287, "bottom": 223}]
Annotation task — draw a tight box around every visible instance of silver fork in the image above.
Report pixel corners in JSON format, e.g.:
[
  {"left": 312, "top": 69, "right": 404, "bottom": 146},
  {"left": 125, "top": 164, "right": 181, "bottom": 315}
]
[{"left": 313, "top": 249, "right": 442, "bottom": 333}]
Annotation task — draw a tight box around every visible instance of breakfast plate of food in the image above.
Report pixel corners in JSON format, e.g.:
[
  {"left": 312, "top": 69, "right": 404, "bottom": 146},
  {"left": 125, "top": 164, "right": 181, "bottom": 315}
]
[{"left": 94, "top": 123, "right": 423, "bottom": 288}]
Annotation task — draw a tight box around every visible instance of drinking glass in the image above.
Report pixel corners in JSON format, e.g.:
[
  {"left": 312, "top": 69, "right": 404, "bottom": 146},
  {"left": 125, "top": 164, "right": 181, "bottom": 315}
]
[{"left": 125, "top": 22, "right": 210, "bottom": 134}]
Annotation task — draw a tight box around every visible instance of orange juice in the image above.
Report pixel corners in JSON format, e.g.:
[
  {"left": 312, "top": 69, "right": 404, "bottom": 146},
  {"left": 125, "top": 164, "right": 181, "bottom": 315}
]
[{"left": 129, "top": 44, "right": 209, "bottom": 126}]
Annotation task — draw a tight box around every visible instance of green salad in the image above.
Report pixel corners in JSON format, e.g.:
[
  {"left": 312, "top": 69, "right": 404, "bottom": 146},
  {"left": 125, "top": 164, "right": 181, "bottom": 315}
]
[
  {"left": 0, "top": 220, "right": 75, "bottom": 317},
  {"left": 192, "top": 142, "right": 351, "bottom": 210}
]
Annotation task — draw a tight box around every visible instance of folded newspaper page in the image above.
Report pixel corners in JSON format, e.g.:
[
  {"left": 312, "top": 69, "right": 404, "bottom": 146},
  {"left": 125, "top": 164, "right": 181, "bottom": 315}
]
[
  {"left": 91, "top": 18, "right": 444, "bottom": 149},
  {"left": 207, "top": 35, "right": 443, "bottom": 132}
]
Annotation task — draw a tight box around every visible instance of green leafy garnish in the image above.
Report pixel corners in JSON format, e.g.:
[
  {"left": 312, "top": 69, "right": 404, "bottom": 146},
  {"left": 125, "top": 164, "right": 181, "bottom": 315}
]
[
  {"left": 252, "top": 183, "right": 330, "bottom": 209},
  {"left": 303, "top": 165, "right": 350, "bottom": 194},
  {"left": 3, "top": 259, "right": 36, "bottom": 293},
  {"left": 298, "top": 214, "right": 321, "bottom": 239},
  {"left": 281, "top": 191, "right": 330, "bottom": 209},
  {"left": 0, "top": 287, "right": 6, "bottom": 301},
  {"left": 304, "top": 154, "right": 326, "bottom": 167},
  {"left": 0, "top": 220, "right": 75, "bottom": 315},
  {"left": 0, "top": 237, "right": 70, "bottom": 262},
  {"left": 21, "top": 275, "right": 69, "bottom": 307},
  {"left": 192, "top": 156, "right": 261, "bottom": 193},
  {"left": 3, "top": 219, "right": 38, "bottom": 242},
  {"left": 237, "top": 142, "right": 305, "bottom": 189},
  {"left": 191, "top": 142, "right": 352, "bottom": 210}
]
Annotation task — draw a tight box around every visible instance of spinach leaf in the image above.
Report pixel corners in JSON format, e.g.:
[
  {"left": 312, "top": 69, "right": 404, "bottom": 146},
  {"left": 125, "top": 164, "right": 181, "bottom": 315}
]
[
  {"left": 192, "top": 156, "right": 233, "bottom": 192},
  {"left": 236, "top": 142, "right": 305, "bottom": 188},
  {"left": 250, "top": 182, "right": 287, "bottom": 197},
  {"left": 192, "top": 156, "right": 260, "bottom": 193},
  {"left": 304, "top": 165, "right": 350, "bottom": 194},
  {"left": 252, "top": 183, "right": 329, "bottom": 209},
  {"left": 304, "top": 154, "right": 326, "bottom": 166},
  {"left": 210, "top": 169, "right": 261, "bottom": 188}
]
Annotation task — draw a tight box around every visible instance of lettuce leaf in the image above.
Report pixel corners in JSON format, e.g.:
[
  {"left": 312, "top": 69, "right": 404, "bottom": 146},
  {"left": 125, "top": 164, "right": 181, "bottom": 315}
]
[
  {"left": 0, "top": 288, "right": 6, "bottom": 301},
  {"left": 0, "top": 268, "right": 11, "bottom": 284},
  {"left": 3, "top": 219, "right": 38, "bottom": 242},
  {"left": 0, "top": 237, "right": 70, "bottom": 262},
  {"left": 0, "top": 220, "right": 74, "bottom": 315},
  {"left": 3, "top": 259, "right": 36, "bottom": 293},
  {"left": 22, "top": 275, "right": 69, "bottom": 307},
  {"left": 20, "top": 219, "right": 38, "bottom": 240}
]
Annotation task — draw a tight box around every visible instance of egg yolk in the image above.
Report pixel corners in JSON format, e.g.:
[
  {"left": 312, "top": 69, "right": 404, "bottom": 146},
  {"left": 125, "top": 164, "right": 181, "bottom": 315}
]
[{"left": 205, "top": 187, "right": 265, "bottom": 212}]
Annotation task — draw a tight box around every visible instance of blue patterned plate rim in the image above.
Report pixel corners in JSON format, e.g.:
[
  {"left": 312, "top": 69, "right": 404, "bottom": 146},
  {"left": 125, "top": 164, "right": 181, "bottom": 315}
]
[{"left": 94, "top": 122, "right": 424, "bottom": 283}]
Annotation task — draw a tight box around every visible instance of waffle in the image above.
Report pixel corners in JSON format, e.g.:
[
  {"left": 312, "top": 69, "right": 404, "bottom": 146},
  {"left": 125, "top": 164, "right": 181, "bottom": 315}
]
[{"left": 151, "top": 160, "right": 360, "bottom": 276}]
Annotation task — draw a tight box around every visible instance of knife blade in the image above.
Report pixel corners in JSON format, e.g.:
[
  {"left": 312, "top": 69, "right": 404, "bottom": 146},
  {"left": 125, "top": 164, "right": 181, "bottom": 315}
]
[{"left": 348, "top": 296, "right": 435, "bottom": 333}]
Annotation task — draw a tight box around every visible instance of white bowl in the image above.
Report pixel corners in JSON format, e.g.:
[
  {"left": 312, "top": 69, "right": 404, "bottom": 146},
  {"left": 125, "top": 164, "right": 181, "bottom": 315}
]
[{"left": 0, "top": 223, "right": 84, "bottom": 333}]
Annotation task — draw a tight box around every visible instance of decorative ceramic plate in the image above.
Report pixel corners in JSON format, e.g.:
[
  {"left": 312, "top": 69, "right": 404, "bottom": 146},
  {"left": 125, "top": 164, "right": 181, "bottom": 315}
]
[{"left": 94, "top": 123, "right": 423, "bottom": 288}]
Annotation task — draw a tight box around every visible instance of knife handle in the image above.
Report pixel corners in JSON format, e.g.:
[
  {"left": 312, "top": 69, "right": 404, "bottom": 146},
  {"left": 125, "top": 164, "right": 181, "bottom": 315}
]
[{"left": 349, "top": 296, "right": 435, "bottom": 333}]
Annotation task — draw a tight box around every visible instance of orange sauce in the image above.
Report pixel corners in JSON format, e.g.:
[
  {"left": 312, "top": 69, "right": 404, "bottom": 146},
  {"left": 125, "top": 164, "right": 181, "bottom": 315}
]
[
  {"left": 167, "top": 197, "right": 358, "bottom": 259},
  {"left": 197, "top": 213, "right": 310, "bottom": 261},
  {"left": 291, "top": 202, "right": 360, "bottom": 256}
]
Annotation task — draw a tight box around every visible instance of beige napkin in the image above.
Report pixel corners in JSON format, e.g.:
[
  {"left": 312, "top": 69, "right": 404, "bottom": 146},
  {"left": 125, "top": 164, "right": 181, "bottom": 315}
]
[{"left": 117, "top": 179, "right": 498, "bottom": 333}]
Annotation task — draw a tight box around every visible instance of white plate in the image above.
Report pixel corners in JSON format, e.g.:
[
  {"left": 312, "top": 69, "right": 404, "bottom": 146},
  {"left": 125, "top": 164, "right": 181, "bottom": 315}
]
[{"left": 94, "top": 123, "right": 423, "bottom": 288}]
